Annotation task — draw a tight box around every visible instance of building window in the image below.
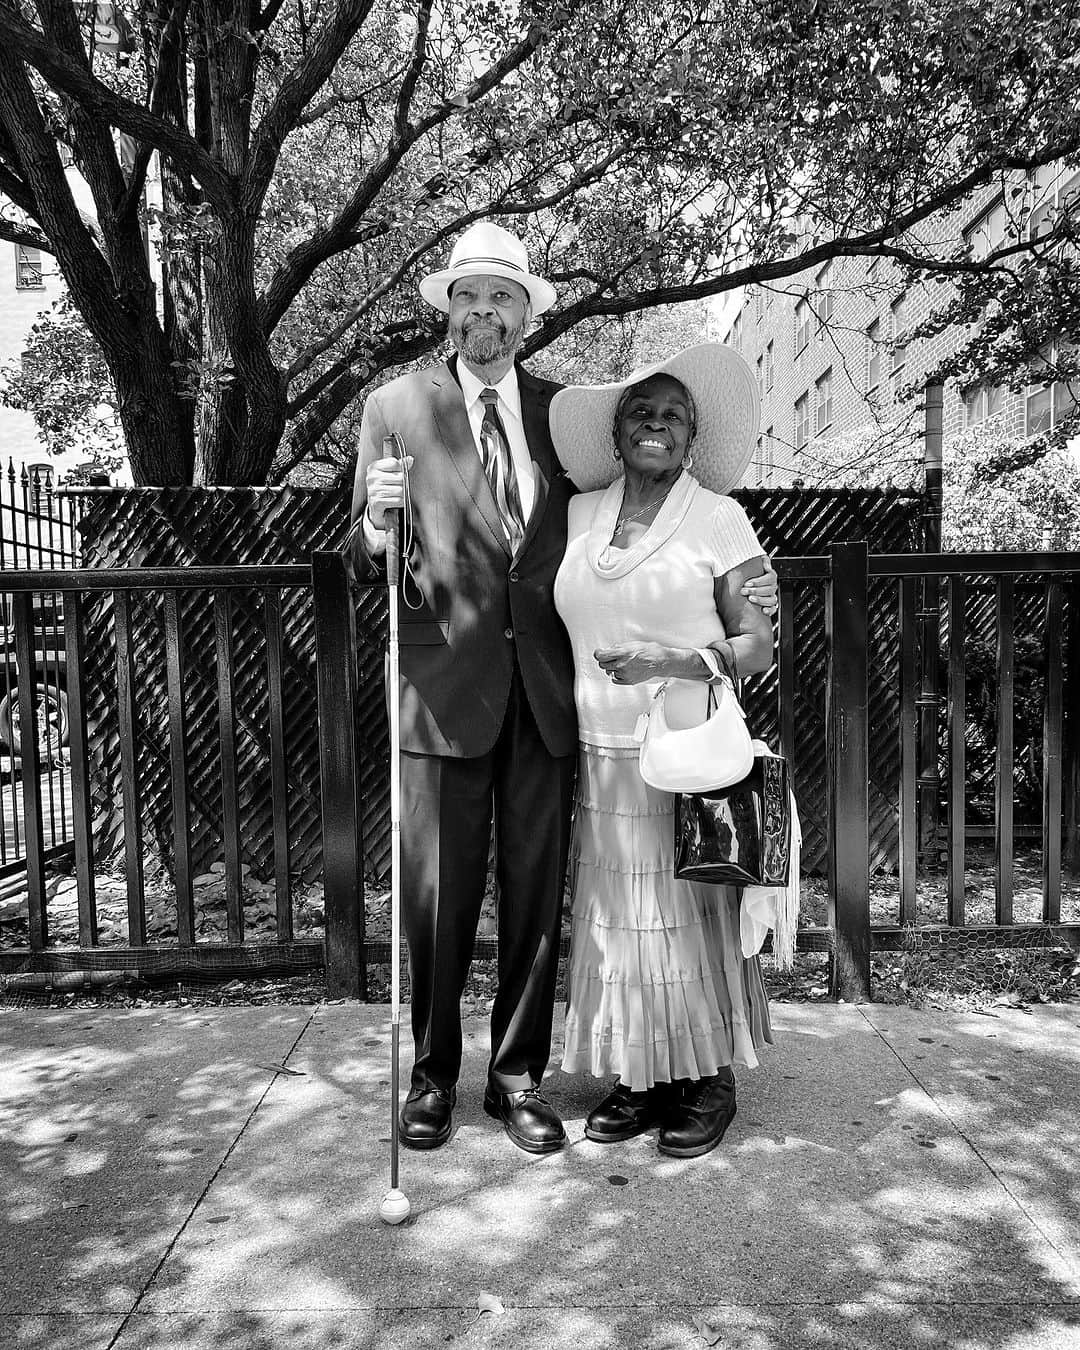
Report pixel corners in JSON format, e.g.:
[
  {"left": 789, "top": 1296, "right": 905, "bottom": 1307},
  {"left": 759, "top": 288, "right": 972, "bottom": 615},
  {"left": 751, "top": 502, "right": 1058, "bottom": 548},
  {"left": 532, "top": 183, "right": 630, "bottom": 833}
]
[
  {"left": 754, "top": 287, "right": 764, "bottom": 323},
  {"left": 15, "top": 245, "right": 43, "bottom": 289},
  {"left": 1026, "top": 346, "right": 1077, "bottom": 435},
  {"left": 964, "top": 382, "right": 1006, "bottom": 426},
  {"left": 765, "top": 340, "right": 774, "bottom": 392},
  {"left": 794, "top": 392, "right": 810, "bottom": 450},
  {"left": 866, "top": 320, "right": 881, "bottom": 392},
  {"left": 795, "top": 297, "right": 812, "bottom": 355},
  {"left": 815, "top": 368, "right": 833, "bottom": 434},
  {"left": 964, "top": 196, "right": 1010, "bottom": 261},
  {"left": 815, "top": 261, "right": 834, "bottom": 331},
  {"left": 729, "top": 309, "right": 743, "bottom": 350},
  {"left": 756, "top": 426, "right": 775, "bottom": 484},
  {"left": 1028, "top": 164, "right": 1080, "bottom": 245},
  {"left": 756, "top": 353, "right": 764, "bottom": 397},
  {"left": 890, "top": 296, "right": 908, "bottom": 392}
]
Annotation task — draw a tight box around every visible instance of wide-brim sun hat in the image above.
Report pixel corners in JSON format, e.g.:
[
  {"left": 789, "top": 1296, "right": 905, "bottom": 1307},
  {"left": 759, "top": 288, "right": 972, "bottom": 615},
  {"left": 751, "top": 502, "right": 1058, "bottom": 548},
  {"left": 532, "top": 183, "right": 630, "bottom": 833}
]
[
  {"left": 418, "top": 221, "right": 557, "bottom": 316},
  {"left": 548, "top": 342, "right": 760, "bottom": 494}
]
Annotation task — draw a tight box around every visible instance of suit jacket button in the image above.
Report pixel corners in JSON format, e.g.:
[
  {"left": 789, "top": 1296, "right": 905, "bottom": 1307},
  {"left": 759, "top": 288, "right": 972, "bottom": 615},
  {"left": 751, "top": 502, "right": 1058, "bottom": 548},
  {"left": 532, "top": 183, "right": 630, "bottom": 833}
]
[
  {"left": 509, "top": 571, "right": 519, "bottom": 582},
  {"left": 504, "top": 627, "right": 513, "bottom": 639}
]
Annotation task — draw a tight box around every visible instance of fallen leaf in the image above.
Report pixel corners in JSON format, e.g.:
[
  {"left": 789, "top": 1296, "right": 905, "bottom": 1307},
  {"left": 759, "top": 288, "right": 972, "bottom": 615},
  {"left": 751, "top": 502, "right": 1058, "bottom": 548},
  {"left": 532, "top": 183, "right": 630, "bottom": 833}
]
[
  {"left": 477, "top": 1291, "right": 504, "bottom": 1317},
  {"left": 256, "top": 1063, "right": 306, "bottom": 1076},
  {"left": 692, "top": 1312, "right": 724, "bottom": 1345}
]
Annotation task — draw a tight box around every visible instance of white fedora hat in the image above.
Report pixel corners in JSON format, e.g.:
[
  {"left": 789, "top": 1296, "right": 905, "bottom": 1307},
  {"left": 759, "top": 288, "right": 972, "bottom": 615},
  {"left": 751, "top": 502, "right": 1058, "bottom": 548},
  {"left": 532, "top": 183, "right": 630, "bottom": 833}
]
[
  {"left": 419, "top": 221, "right": 557, "bottom": 316},
  {"left": 549, "top": 342, "right": 760, "bottom": 495}
]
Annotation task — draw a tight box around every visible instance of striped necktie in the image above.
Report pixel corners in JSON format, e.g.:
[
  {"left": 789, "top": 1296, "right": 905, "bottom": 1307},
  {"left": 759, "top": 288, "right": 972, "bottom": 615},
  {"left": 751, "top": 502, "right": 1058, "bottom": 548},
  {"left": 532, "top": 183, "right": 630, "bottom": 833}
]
[{"left": 479, "top": 387, "right": 526, "bottom": 553}]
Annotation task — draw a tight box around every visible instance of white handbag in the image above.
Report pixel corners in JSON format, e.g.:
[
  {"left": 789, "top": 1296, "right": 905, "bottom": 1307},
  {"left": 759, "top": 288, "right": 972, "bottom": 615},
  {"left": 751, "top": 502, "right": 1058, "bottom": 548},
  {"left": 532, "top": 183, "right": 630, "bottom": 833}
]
[{"left": 634, "top": 676, "right": 755, "bottom": 793}]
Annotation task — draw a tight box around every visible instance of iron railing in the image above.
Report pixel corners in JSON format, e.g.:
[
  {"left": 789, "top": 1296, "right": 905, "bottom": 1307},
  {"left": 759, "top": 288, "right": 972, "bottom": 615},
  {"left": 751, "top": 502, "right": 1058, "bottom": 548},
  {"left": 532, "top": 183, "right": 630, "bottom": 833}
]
[{"left": 0, "top": 546, "right": 1077, "bottom": 1002}]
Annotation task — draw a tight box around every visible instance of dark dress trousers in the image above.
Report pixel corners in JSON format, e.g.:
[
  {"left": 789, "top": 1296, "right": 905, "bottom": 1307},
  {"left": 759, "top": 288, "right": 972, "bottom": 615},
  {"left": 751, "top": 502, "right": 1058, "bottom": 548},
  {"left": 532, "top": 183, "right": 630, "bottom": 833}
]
[{"left": 352, "top": 356, "right": 577, "bottom": 1093}]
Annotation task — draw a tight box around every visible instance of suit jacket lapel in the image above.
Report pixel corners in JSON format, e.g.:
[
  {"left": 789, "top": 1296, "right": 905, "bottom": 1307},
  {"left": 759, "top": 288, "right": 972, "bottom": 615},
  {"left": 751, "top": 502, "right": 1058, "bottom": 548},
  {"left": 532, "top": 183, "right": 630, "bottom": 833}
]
[
  {"left": 430, "top": 359, "right": 510, "bottom": 556},
  {"left": 516, "top": 365, "right": 555, "bottom": 560}
]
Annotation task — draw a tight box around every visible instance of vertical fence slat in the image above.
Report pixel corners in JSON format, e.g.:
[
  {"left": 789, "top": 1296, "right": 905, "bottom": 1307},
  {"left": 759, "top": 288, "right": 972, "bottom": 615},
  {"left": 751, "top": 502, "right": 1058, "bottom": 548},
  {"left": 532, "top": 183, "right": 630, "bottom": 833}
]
[
  {"left": 164, "top": 591, "right": 195, "bottom": 946},
  {"left": 263, "top": 588, "right": 292, "bottom": 940},
  {"left": 826, "top": 541, "right": 870, "bottom": 1002},
  {"left": 898, "top": 577, "right": 917, "bottom": 924},
  {"left": 995, "top": 577, "right": 1015, "bottom": 925},
  {"left": 14, "top": 592, "right": 46, "bottom": 947},
  {"left": 42, "top": 588, "right": 60, "bottom": 843},
  {"left": 114, "top": 590, "right": 146, "bottom": 945},
  {"left": 63, "top": 590, "right": 96, "bottom": 944},
  {"left": 0, "top": 564, "right": 19, "bottom": 865},
  {"left": 946, "top": 576, "right": 966, "bottom": 927},
  {"left": 313, "top": 551, "right": 366, "bottom": 1000},
  {"left": 1042, "top": 581, "right": 1063, "bottom": 923},
  {"left": 214, "top": 589, "right": 244, "bottom": 944},
  {"left": 778, "top": 579, "right": 795, "bottom": 778}
]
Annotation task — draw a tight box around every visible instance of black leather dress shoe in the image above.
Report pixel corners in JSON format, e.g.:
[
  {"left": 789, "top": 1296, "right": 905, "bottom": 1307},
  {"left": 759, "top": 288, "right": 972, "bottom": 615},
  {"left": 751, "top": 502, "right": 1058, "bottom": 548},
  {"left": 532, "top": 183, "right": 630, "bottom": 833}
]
[
  {"left": 657, "top": 1073, "right": 736, "bottom": 1158},
  {"left": 400, "top": 1086, "right": 456, "bottom": 1150},
  {"left": 585, "top": 1080, "right": 681, "bottom": 1142},
  {"left": 483, "top": 1086, "right": 566, "bottom": 1154}
]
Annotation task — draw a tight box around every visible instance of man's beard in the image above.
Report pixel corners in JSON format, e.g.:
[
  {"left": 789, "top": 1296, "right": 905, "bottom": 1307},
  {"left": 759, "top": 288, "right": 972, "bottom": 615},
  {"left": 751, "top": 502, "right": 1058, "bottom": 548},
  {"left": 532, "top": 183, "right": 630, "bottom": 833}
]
[{"left": 450, "top": 317, "right": 524, "bottom": 366}]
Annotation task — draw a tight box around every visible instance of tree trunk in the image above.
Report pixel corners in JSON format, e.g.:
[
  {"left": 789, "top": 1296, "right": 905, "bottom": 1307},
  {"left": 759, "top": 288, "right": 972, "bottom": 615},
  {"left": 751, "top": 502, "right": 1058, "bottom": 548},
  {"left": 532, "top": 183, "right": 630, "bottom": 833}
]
[{"left": 194, "top": 211, "right": 286, "bottom": 484}]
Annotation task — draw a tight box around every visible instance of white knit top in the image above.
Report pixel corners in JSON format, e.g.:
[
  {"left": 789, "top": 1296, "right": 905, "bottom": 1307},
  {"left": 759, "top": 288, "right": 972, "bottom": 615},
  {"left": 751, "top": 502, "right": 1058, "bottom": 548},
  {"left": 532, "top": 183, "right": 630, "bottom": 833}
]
[{"left": 553, "top": 471, "right": 766, "bottom": 748}]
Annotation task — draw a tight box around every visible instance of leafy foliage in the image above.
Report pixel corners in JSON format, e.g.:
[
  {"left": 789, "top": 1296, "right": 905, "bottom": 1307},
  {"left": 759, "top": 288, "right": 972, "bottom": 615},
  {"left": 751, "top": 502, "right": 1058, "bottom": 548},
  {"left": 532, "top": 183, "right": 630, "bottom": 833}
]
[
  {"left": 0, "top": 0, "right": 1079, "bottom": 483},
  {"left": 0, "top": 295, "right": 125, "bottom": 477}
]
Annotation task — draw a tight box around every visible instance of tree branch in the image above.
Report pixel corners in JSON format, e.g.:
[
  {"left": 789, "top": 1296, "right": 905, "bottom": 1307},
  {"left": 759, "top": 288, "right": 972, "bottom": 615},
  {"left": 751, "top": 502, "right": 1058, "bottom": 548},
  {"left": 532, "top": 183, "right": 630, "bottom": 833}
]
[
  {"left": 393, "top": 0, "right": 432, "bottom": 140},
  {"left": 0, "top": 3, "right": 234, "bottom": 205},
  {"left": 0, "top": 216, "right": 52, "bottom": 251},
  {"left": 284, "top": 143, "right": 629, "bottom": 384},
  {"left": 523, "top": 139, "right": 1080, "bottom": 355},
  {"left": 259, "top": 9, "right": 567, "bottom": 333},
  {"left": 244, "top": 0, "right": 377, "bottom": 208}
]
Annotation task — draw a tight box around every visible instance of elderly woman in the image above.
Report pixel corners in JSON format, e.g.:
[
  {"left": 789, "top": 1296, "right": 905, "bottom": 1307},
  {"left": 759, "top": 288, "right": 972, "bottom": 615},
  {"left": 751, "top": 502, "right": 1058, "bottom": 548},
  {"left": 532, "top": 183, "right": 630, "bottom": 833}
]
[{"left": 550, "top": 342, "right": 774, "bottom": 1159}]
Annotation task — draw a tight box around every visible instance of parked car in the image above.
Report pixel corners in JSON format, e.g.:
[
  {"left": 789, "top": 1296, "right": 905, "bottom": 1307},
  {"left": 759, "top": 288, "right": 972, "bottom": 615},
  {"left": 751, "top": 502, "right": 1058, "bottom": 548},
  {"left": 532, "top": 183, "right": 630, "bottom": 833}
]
[
  {"left": 0, "top": 591, "right": 68, "bottom": 764},
  {"left": 0, "top": 484, "right": 74, "bottom": 766}
]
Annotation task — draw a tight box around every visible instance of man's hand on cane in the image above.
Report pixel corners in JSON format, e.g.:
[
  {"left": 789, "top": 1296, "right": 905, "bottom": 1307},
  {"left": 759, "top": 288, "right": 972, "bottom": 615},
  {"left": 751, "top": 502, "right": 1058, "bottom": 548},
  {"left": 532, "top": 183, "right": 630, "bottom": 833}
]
[{"left": 365, "top": 455, "right": 414, "bottom": 530}]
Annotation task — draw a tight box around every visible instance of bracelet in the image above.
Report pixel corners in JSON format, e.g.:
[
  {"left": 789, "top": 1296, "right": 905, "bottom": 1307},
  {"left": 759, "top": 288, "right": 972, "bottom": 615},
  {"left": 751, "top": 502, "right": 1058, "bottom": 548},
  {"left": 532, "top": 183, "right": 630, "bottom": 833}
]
[
  {"left": 696, "top": 647, "right": 727, "bottom": 682},
  {"left": 704, "top": 642, "right": 738, "bottom": 682}
]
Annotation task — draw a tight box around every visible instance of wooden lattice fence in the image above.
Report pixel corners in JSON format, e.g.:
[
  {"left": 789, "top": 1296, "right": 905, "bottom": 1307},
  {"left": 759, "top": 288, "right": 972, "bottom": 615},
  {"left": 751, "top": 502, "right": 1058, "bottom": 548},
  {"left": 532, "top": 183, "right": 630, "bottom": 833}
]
[{"left": 68, "top": 485, "right": 926, "bottom": 883}]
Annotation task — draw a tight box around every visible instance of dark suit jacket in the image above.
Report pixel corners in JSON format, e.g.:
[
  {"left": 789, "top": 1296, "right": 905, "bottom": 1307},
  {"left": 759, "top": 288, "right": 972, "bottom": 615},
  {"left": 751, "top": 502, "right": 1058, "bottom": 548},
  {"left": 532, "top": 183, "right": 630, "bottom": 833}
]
[{"left": 351, "top": 357, "right": 577, "bottom": 759}]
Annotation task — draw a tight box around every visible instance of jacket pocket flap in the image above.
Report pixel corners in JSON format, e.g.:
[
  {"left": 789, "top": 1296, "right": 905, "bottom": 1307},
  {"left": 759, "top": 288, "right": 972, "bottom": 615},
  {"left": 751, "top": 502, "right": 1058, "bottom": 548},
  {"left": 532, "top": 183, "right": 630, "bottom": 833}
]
[{"left": 398, "top": 620, "right": 449, "bottom": 645}]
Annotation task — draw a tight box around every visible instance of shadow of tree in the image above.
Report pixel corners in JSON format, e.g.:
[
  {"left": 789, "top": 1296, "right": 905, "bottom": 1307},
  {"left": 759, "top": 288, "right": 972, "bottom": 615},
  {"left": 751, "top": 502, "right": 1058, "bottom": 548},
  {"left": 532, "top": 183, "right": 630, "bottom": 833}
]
[{"left": 2, "top": 1003, "right": 1079, "bottom": 1350}]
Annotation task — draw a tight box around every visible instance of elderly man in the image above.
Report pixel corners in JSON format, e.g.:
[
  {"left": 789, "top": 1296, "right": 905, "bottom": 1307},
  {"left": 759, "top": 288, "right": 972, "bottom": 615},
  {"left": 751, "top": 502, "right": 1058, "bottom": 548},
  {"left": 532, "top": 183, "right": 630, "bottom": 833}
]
[
  {"left": 352, "top": 222, "right": 776, "bottom": 1154},
  {"left": 352, "top": 223, "right": 577, "bottom": 1154}
]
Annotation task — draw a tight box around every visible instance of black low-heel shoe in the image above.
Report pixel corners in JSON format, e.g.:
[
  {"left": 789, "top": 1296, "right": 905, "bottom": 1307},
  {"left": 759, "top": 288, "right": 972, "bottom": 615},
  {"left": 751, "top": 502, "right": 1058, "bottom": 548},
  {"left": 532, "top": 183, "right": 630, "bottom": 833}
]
[
  {"left": 657, "top": 1074, "right": 736, "bottom": 1158},
  {"left": 400, "top": 1086, "right": 455, "bottom": 1150},
  {"left": 585, "top": 1080, "right": 679, "bottom": 1142},
  {"left": 483, "top": 1086, "right": 566, "bottom": 1154}
]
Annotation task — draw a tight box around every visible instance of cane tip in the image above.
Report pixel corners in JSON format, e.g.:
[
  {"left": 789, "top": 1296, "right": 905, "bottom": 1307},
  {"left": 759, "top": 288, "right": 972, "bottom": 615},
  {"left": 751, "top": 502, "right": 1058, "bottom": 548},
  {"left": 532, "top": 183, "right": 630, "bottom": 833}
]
[{"left": 379, "top": 1188, "right": 411, "bottom": 1225}]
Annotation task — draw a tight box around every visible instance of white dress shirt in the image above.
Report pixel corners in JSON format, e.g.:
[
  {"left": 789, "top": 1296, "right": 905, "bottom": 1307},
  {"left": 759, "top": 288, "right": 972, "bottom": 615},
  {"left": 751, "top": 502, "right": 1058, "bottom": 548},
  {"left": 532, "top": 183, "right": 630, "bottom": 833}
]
[
  {"left": 363, "top": 360, "right": 536, "bottom": 555},
  {"left": 456, "top": 361, "right": 536, "bottom": 525}
]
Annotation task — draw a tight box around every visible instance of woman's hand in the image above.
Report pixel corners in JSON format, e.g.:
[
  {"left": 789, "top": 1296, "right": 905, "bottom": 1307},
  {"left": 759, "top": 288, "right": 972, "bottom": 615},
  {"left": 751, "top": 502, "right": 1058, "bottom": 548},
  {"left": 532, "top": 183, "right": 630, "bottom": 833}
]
[{"left": 595, "top": 642, "right": 687, "bottom": 684}]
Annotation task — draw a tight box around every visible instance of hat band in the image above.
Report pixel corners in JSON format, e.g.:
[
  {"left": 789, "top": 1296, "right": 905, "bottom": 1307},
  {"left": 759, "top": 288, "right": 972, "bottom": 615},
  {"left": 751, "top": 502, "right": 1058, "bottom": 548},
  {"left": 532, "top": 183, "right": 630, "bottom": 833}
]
[{"left": 450, "top": 255, "right": 526, "bottom": 273}]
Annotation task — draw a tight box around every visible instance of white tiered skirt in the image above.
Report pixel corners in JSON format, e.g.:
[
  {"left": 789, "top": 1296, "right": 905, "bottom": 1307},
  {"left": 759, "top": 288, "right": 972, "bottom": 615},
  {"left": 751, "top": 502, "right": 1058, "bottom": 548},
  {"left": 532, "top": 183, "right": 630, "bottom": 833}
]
[{"left": 561, "top": 744, "right": 773, "bottom": 1092}]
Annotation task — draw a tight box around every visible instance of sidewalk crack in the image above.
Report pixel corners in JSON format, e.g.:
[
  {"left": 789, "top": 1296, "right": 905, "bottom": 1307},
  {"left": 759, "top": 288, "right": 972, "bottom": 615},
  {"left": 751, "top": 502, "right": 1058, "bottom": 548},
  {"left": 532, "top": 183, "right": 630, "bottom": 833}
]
[
  {"left": 104, "top": 1005, "right": 321, "bottom": 1350},
  {"left": 856, "top": 1005, "right": 1078, "bottom": 1282}
]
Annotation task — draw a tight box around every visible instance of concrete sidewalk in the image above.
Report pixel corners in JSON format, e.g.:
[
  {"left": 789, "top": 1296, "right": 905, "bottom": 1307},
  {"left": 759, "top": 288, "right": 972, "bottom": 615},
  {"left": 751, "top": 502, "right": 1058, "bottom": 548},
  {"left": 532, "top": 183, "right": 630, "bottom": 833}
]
[{"left": 1, "top": 999, "right": 1079, "bottom": 1350}]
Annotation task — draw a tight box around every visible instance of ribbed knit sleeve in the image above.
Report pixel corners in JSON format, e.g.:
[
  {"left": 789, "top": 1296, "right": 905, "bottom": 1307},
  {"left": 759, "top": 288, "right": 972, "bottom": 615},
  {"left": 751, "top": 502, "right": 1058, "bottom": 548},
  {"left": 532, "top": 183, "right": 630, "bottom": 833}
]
[{"left": 707, "top": 495, "right": 766, "bottom": 577}]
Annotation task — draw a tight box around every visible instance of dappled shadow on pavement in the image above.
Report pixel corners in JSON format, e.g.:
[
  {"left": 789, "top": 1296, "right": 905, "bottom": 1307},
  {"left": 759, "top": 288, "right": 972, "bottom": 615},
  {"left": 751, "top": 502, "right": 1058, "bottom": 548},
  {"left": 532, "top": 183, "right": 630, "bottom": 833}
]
[{"left": 2, "top": 1003, "right": 1079, "bottom": 1349}]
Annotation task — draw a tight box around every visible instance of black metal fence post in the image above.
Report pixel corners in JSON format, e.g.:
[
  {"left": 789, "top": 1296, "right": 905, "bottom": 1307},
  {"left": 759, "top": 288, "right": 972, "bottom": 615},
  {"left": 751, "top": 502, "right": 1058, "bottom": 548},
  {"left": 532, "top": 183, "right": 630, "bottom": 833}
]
[
  {"left": 826, "top": 541, "right": 871, "bottom": 1001},
  {"left": 312, "top": 550, "right": 367, "bottom": 999}
]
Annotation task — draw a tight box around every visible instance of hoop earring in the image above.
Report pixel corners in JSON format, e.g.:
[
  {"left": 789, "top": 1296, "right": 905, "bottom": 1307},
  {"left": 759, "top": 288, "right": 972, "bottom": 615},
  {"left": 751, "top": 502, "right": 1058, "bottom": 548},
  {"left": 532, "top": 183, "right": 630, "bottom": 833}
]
[
  {"left": 683, "top": 451, "right": 694, "bottom": 471},
  {"left": 613, "top": 447, "right": 622, "bottom": 460}
]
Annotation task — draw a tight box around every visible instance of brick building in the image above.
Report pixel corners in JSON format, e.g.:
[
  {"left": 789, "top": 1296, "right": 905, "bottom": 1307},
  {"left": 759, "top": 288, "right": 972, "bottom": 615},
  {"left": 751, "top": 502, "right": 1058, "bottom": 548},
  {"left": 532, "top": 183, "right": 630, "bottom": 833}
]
[{"left": 725, "top": 162, "right": 1080, "bottom": 488}]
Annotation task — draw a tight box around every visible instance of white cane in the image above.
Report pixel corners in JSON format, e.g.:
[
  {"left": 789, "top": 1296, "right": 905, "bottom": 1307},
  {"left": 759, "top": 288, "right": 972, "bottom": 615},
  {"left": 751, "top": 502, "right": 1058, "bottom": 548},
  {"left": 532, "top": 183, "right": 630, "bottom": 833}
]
[{"left": 379, "top": 432, "right": 410, "bottom": 1227}]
